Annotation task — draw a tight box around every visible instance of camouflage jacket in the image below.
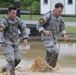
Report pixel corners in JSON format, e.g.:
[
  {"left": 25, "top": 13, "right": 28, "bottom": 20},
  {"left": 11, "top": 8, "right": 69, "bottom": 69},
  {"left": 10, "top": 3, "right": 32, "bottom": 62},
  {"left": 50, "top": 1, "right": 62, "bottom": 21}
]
[
  {"left": 0, "top": 16, "right": 29, "bottom": 45},
  {"left": 36, "top": 11, "right": 66, "bottom": 42}
]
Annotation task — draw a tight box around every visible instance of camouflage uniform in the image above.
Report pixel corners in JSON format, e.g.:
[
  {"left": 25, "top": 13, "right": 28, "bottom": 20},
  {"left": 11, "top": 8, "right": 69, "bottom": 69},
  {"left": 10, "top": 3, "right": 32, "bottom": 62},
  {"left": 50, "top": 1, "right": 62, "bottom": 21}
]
[
  {"left": 0, "top": 16, "right": 29, "bottom": 75},
  {"left": 36, "top": 11, "right": 66, "bottom": 67}
]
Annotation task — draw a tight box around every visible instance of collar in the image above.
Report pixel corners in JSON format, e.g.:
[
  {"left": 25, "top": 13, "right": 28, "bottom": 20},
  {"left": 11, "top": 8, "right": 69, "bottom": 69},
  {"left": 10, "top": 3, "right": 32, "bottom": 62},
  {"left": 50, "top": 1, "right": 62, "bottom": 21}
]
[
  {"left": 5, "top": 16, "right": 17, "bottom": 24},
  {"left": 52, "top": 11, "right": 61, "bottom": 21}
]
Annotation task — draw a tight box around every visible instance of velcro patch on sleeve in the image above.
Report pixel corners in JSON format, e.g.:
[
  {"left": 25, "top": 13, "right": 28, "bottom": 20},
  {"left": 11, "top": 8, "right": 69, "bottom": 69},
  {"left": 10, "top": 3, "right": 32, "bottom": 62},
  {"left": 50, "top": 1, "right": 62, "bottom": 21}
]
[
  {"left": 0, "top": 26, "right": 4, "bottom": 31},
  {"left": 39, "top": 18, "right": 45, "bottom": 24}
]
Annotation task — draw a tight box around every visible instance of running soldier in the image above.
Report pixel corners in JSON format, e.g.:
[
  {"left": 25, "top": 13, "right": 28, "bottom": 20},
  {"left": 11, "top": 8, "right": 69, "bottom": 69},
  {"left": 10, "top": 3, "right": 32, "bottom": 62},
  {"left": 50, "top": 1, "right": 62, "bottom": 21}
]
[
  {"left": 0, "top": 6, "right": 29, "bottom": 75},
  {"left": 36, "top": 3, "right": 68, "bottom": 68}
]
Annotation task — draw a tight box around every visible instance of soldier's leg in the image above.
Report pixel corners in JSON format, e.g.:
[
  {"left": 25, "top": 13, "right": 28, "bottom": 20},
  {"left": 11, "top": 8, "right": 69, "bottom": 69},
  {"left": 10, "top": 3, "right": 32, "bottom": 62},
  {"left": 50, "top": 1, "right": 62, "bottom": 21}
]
[
  {"left": 45, "top": 50, "right": 58, "bottom": 67},
  {"left": 14, "top": 45, "right": 21, "bottom": 67},
  {"left": 2, "top": 44, "right": 15, "bottom": 75},
  {"left": 44, "top": 40, "right": 59, "bottom": 67},
  {"left": 6, "top": 60, "right": 15, "bottom": 75}
]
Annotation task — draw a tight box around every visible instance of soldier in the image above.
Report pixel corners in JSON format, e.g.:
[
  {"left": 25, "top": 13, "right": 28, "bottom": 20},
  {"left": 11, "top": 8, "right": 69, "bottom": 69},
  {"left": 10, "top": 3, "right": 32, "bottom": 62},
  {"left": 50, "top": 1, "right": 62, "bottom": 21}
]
[
  {"left": 0, "top": 6, "right": 29, "bottom": 75},
  {"left": 36, "top": 3, "right": 68, "bottom": 68}
]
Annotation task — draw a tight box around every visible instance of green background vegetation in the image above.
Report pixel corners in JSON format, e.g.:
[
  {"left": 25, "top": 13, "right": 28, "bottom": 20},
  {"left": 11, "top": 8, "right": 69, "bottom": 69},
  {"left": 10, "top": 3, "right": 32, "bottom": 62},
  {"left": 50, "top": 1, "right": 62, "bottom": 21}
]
[
  {"left": 0, "top": 0, "right": 40, "bottom": 14},
  {"left": 66, "top": 26, "right": 76, "bottom": 33},
  {"left": 0, "top": 0, "right": 40, "bottom": 9},
  {"left": 0, "top": 14, "right": 76, "bottom": 22}
]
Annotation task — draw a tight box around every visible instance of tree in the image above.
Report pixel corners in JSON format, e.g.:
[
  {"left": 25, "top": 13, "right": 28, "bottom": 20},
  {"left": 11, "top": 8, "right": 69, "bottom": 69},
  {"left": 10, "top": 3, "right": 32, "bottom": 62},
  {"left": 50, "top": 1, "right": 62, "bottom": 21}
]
[
  {"left": 31, "top": 1, "right": 40, "bottom": 14},
  {"left": 0, "top": 0, "right": 13, "bottom": 7},
  {"left": 20, "top": 0, "right": 40, "bottom": 14},
  {"left": 0, "top": 0, "right": 40, "bottom": 14},
  {"left": 20, "top": 0, "right": 40, "bottom": 9}
]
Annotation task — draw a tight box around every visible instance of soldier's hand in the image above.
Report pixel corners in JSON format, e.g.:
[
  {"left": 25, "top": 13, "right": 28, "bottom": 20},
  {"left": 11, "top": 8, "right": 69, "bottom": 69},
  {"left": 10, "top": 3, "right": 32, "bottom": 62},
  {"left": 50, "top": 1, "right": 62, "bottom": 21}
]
[
  {"left": 64, "top": 35, "right": 68, "bottom": 41},
  {"left": 42, "top": 30, "right": 52, "bottom": 36},
  {"left": 23, "top": 39, "right": 28, "bottom": 46}
]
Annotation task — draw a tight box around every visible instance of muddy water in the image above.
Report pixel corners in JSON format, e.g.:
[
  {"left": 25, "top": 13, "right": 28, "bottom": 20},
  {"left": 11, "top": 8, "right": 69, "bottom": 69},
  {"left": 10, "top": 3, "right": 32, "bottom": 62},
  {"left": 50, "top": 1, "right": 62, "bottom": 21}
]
[
  {"left": 19, "top": 42, "right": 76, "bottom": 68},
  {"left": 0, "top": 42, "right": 76, "bottom": 75}
]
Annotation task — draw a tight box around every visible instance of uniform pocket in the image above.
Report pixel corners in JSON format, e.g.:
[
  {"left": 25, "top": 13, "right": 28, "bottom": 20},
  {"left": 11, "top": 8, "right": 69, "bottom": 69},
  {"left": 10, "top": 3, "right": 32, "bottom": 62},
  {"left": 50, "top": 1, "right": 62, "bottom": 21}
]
[{"left": 44, "top": 40, "right": 54, "bottom": 48}]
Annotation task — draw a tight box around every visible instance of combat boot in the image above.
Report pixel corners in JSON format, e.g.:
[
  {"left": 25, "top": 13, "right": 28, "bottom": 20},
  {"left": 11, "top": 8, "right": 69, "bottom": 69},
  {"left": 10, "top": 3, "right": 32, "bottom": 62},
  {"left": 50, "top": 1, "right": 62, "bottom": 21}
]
[
  {"left": 0, "top": 67, "right": 7, "bottom": 73},
  {"left": 45, "top": 51, "right": 58, "bottom": 68}
]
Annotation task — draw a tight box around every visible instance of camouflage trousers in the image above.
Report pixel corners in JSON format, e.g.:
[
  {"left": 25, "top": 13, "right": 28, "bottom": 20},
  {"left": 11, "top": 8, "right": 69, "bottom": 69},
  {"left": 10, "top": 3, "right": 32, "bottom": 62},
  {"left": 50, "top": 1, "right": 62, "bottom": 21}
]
[
  {"left": 45, "top": 50, "right": 58, "bottom": 67},
  {"left": 2, "top": 44, "right": 21, "bottom": 75},
  {"left": 44, "top": 40, "right": 59, "bottom": 68}
]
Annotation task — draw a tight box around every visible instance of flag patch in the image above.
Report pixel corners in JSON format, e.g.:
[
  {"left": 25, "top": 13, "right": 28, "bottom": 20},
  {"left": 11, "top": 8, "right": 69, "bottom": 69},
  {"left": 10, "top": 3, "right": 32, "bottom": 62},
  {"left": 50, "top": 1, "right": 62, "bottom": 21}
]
[
  {"left": 0, "top": 26, "right": 4, "bottom": 31},
  {"left": 39, "top": 18, "right": 45, "bottom": 24}
]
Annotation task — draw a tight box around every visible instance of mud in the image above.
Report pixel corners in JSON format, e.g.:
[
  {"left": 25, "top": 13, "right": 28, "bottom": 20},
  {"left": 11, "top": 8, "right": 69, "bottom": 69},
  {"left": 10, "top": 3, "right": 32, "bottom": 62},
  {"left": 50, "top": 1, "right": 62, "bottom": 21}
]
[
  {"left": 0, "top": 57, "right": 76, "bottom": 75},
  {"left": 30, "top": 57, "right": 54, "bottom": 72},
  {"left": 0, "top": 42, "right": 76, "bottom": 75}
]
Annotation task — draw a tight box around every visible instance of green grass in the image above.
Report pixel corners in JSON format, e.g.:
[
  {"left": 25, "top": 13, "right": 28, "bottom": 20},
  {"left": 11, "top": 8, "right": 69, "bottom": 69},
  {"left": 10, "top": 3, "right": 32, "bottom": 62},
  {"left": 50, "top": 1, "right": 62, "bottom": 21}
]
[
  {"left": 66, "top": 26, "right": 76, "bottom": 33},
  {"left": 21, "top": 15, "right": 76, "bottom": 21},
  {"left": 0, "top": 14, "right": 42, "bottom": 20},
  {"left": 0, "top": 14, "right": 5, "bottom": 19},
  {"left": 58, "top": 37, "right": 76, "bottom": 42},
  {"left": 0, "top": 14, "right": 76, "bottom": 21},
  {"left": 63, "top": 16, "right": 76, "bottom": 22},
  {"left": 21, "top": 15, "right": 42, "bottom": 20}
]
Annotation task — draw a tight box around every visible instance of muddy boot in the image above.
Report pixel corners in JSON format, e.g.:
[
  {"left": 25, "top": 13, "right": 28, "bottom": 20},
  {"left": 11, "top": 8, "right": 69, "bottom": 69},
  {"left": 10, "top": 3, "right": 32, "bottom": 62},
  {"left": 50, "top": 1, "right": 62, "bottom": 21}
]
[
  {"left": 45, "top": 51, "right": 58, "bottom": 68},
  {"left": 14, "top": 72, "right": 16, "bottom": 75},
  {"left": 15, "top": 59, "right": 21, "bottom": 67},
  {"left": 0, "top": 67, "right": 7, "bottom": 73}
]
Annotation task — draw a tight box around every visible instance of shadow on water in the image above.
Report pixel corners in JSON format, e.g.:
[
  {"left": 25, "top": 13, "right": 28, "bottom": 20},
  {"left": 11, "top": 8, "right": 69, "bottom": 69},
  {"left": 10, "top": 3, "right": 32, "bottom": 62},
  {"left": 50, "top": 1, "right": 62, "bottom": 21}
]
[{"left": 0, "top": 42, "right": 76, "bottom": 68}]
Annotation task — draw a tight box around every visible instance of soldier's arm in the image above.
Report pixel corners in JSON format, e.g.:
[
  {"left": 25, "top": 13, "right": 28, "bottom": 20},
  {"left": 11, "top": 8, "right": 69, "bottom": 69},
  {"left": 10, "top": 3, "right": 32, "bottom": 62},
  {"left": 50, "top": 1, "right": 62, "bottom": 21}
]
[
  {"left": 59, "top": 17, "right": 67, "bottom": 36},
  {"left": 0, "top": 18, "right": 7, "bottom": 43},
  {"left": 0, "top": 19, "right": 6, "bottom": 48},
  {"left": 17, "top": 17, "right": 29, "bottom": 40},
  {"left": 36, "top": 13, "right": 50, "bottom": 32},
  {"left": 36, "top": 13, "right": 52, "bottom": 36},
  {"left": 59, "top": 17, "right": 68, "bottom": 41}
]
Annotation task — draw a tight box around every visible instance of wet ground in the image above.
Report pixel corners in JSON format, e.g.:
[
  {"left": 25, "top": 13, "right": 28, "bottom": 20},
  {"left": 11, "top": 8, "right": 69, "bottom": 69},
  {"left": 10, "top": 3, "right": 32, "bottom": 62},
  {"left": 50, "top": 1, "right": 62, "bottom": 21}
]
[{"left": 0, "top": 42, "right": 76, "bottom": 75}]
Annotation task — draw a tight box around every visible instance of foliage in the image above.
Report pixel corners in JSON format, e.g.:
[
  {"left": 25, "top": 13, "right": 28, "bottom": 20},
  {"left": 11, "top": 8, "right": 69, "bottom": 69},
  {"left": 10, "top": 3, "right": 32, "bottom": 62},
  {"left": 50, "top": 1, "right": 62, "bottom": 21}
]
[
  {"left": 20, "top": 0, "right": 31, "bottom": 9},
  {"left": 0, "top": 0, "right": 13, "bottom": 7},
  {"left": 21, "top": 0, "right": 40, "bottom": 14},
  {"left": 0, "top": 0, "right": 40, "bottom": 14},
  {"left": 31, "top": 1, "right": 40, "bottom": 14},
  {"left": 0, "top": 0, "right": 40, "bottom": 9}
]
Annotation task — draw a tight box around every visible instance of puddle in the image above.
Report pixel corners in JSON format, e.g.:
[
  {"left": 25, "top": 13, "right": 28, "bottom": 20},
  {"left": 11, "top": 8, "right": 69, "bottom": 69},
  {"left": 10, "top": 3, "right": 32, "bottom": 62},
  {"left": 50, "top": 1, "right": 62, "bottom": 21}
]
[{"left": 0, "top": 42, "right": 76, "bottom": 75}]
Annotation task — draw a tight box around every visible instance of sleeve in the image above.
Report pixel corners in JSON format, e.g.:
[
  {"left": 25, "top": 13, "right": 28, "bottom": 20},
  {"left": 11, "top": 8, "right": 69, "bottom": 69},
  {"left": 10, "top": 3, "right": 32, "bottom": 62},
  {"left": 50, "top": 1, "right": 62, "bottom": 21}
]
[
  {"left": 59, "top": 17, "right": 67, "bottom": 36},
  {"left": 17, "top": 17, "right": 29, "bottom": 40},
  {"left": 36, "top": 13, "right": 50, "bottom": 32},
  {"left": 0, "top": 18, "right": 7, "bottom": 43}
]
